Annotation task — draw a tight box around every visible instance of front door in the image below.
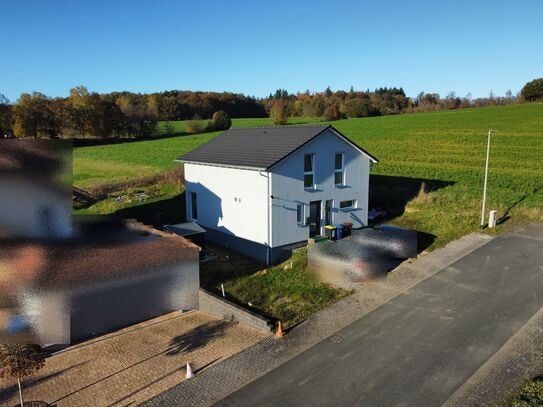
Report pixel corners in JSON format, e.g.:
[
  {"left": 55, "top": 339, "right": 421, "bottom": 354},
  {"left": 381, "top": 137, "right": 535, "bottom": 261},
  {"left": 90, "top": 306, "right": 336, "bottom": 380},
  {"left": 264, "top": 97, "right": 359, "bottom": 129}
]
[{"left": 309, "top": 200, "right": 321, "bottom": 237}]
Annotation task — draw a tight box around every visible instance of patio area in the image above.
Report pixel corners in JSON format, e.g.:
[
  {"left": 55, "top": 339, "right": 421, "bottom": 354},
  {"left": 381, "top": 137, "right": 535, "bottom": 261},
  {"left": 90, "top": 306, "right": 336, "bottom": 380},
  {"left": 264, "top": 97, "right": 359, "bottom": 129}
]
[{"left": 0, "top": 310, "right": 267, "bottom": 407}]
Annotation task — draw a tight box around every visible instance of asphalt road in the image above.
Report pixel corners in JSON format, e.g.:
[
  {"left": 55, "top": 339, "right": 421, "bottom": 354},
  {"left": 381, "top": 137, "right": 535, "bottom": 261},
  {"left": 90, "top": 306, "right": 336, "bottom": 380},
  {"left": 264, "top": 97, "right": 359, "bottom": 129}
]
[{"left": 218, "top": 224, "right": 543, "bottom": 407}]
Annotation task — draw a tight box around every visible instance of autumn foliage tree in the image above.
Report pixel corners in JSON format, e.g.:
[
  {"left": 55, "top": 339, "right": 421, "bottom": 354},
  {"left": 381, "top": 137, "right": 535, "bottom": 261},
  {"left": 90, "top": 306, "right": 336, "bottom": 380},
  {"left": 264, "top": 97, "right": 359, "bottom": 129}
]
[
  {"left": 270, "top": 99, "right": 288, "bottom": 125},
  {"left": 0, "top": 94, "right": 12, "bottom": 136},
  {"left": 323, "top": 105, "right": 340, "bottom": 121}
]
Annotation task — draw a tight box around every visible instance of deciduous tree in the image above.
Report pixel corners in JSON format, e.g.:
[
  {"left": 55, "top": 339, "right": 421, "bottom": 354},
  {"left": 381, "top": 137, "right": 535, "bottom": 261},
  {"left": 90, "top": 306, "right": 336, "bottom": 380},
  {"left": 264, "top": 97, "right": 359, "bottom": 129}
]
[
  {"left": 520, "top": 78, "right": 543, "bottom": 102},
  {"left": 0, "top": 344, "right": 46, "bottom": 407}
]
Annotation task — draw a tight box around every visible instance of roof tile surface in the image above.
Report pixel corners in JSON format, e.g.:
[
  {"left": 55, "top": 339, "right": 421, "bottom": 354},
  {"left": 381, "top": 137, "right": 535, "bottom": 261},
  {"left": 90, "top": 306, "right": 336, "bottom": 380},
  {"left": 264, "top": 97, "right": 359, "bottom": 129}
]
[{"left": 180, "top": 125, "right": 331, "bottom": 169}]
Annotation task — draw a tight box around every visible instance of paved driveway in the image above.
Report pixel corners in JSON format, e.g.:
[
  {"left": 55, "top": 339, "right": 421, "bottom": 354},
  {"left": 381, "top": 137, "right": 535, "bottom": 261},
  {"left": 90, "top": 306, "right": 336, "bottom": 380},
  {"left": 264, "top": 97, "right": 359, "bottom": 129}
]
[
  {"left": 219, "top": 224, "right": 543, "bottom": 406},
  {"left": 0, "top": 311, "right": 266, "bottom": 407}
]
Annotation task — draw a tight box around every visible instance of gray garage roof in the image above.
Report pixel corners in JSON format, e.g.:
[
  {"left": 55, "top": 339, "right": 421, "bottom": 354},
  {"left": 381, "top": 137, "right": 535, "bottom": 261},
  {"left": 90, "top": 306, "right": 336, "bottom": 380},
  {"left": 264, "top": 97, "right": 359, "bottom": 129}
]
[{"left": 178, "top": 125, "right": 377, "bottom": 169}]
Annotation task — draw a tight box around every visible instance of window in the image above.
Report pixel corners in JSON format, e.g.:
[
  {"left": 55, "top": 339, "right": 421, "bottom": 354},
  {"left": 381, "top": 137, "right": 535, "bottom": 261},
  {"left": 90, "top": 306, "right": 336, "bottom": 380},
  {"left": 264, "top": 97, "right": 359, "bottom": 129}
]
[
  {"left": 339, "top": 200, "right": 356, "bottom": 210},
  {"left": 304, "top": 154, "right": 314, "bottom": 189},
  {"left": 296, "top": 204, "right": 305, "bottom": 225},
  {"left": 190, "top": 192, "right": 198, "bottom": 220},
  {"left": 334, "top": 153, "right": 344, "bottom": 185}
]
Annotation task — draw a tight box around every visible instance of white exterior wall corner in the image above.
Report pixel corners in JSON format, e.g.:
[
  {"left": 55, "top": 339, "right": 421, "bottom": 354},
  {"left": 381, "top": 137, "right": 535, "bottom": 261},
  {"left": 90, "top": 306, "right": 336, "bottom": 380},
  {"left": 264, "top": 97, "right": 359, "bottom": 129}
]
[
  {"left": 184, "top": 163, "right": 270, "bottom": 246},
  {"left": 270, "top": 129, "right": 370, "bottom": 248}
]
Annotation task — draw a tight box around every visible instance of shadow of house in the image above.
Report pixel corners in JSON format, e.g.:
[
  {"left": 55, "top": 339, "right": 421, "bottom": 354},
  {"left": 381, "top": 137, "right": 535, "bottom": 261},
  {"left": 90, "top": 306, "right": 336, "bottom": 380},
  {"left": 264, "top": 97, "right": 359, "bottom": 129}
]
[
  {"left": 183, "top": 181, "right": 273, "bottom": 264},
  {"left": 113, "top": 192, "right": 186, "bottom": 227},
  {"left": 369, "top": 175, "right": 451, "bottom": 252},
  {"left": 369, "top": 174, "right": 455, "bottom": 219},
  {"left": 166, "top": 320, "right": 230, "bottom": 355},
  {"left": 199, "top": 243, "right": 264, "bottom": 291}
]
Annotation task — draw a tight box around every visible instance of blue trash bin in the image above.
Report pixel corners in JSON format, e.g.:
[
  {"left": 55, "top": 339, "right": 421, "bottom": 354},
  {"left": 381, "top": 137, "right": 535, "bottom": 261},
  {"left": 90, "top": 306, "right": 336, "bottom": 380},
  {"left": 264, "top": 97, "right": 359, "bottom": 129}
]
[{"left": 336, "top": 224, "right": 344, "bottom": 240}]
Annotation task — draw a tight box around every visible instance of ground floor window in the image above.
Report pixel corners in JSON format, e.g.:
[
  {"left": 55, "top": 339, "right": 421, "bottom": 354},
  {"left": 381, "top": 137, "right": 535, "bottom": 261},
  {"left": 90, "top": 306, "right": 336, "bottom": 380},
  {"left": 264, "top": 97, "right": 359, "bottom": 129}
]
[
  {"left": 339, "top": 199, "right": 356, "bottom": 210},
  {"left": 190, "top": 191, "right": 198, "bottom": 220},
  {"left": 296, "top": 203, "right": 305, "bottom": 225}
]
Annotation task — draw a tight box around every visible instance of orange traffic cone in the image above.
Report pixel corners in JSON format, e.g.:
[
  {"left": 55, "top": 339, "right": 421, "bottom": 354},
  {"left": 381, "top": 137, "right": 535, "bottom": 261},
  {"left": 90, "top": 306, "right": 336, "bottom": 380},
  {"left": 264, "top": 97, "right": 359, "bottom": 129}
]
[
  {"left": 185, "top": 362, "right": 194, "bottom": 379},
  {"left": 276, "top": 321, "right": 284, "bottom": 337}
]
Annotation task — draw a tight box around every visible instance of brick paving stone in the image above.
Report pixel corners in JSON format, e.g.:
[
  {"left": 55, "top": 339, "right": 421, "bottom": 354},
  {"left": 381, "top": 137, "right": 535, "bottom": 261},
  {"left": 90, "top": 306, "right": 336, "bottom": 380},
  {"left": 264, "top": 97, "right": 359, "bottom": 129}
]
[{"left": 0, "top": 311, "right": 266, "bottom": 407}]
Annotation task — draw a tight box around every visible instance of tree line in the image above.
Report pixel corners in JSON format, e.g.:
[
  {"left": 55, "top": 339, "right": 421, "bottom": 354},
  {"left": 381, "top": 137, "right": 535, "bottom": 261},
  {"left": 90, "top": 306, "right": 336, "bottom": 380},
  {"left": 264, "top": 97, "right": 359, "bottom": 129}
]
[
  {"left": 1, "top": 79, "right": 541, "bottom": 138},
  {"left": 266, "top": 85, "right": 528, "bottom": 125},
  {"left": 0, "top": 87, "right": 264, "bottom": 139}
]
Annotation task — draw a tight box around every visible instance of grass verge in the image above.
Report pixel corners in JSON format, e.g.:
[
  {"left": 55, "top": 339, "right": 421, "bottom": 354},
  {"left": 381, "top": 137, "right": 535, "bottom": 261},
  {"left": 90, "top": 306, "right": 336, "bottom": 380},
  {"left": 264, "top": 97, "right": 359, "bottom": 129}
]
[
  {"left": 511, "top": 376, "right": 543, "bottom": 406},
  {"left": 202, "top": 247, "right": 350, "bottom": 327}
]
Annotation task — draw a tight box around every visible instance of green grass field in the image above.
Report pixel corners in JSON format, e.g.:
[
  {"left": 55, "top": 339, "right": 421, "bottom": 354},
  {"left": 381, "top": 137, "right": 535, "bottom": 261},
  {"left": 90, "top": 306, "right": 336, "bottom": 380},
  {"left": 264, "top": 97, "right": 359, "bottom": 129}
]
[
  {"left": 74, "top": 117, "right": 322, "bottom": 189},
  {"left": 74, "top": 103, "right": 543, "bottom": 247}
]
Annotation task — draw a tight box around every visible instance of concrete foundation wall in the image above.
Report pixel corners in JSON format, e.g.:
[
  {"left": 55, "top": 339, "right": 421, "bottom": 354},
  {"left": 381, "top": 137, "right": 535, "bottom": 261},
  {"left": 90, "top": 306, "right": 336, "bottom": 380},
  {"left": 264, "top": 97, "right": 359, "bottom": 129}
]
[{"left": 199, "top": 289, "right": 272, "bottom": 333}]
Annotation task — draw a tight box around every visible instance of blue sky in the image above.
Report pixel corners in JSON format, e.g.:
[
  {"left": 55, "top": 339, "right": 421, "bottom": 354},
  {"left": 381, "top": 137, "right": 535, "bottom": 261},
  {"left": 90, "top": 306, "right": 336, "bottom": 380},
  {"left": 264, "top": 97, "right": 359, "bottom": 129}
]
[{"left": 2, "top": 0, "right": 542, "bottom": 101}]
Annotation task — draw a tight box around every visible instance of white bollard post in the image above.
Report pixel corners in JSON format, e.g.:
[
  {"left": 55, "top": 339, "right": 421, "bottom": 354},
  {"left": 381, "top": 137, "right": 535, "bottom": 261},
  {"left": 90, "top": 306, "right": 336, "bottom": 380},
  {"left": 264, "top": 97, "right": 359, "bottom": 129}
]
[{"left": 488, "top": 210, "right": 497, "bottom": 228}]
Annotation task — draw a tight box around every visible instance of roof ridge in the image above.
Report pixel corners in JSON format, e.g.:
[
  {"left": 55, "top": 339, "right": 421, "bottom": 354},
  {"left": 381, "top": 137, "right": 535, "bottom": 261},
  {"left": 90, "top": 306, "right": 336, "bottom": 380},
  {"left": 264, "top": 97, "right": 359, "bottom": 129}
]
[{"left": 228, "top": 124, "right": 329, "bottom": 130}]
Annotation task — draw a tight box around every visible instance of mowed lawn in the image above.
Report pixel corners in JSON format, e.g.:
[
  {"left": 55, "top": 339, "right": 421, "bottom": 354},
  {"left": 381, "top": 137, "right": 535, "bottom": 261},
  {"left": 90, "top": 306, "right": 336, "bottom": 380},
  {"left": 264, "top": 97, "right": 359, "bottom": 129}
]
[{"left": 74, "top": 103, "right": 543, "bottom": 248}]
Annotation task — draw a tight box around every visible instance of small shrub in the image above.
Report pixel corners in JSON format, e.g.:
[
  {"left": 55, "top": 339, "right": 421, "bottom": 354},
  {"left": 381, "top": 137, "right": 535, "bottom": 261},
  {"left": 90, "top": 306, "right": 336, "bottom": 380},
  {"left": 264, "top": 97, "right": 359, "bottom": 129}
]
[
  {"left": 185, "top": 118, "right": 206, "bottom": 134},
  {"left": 210, "top": 110, "right": 231, "bottom": 131}
]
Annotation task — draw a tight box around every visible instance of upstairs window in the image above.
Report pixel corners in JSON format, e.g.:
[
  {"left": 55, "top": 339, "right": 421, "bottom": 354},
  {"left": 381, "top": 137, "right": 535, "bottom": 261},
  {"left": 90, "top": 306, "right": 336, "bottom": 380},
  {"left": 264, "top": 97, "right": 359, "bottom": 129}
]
[
  {"left": 190, "top": 191, "right": 198, "bottom": 220},
  {"left": 334, "top": 153, "right": 344, "bottom": 185},
  {"left": 304, "top": 154, "right": 315, "bottom": 189}
]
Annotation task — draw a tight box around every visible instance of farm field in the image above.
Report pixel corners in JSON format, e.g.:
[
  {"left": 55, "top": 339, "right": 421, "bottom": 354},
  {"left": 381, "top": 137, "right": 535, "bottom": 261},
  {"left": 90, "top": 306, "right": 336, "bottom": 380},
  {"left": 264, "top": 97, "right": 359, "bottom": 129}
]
[
  {"left": 74, "top": 103, "right": 543, "bottom": 247},
  {"left": 74, "top": 103, "right": 543, "bottom": 323},
  {"left": 74, "top": 117, "right": 321, "bottom": 189}
]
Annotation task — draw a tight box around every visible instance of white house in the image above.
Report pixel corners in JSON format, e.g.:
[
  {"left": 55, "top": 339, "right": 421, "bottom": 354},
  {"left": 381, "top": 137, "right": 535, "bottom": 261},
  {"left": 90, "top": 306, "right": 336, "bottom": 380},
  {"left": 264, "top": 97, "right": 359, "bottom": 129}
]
[{"left": 180, "top": 125, "right": 377, "bottom": 264}]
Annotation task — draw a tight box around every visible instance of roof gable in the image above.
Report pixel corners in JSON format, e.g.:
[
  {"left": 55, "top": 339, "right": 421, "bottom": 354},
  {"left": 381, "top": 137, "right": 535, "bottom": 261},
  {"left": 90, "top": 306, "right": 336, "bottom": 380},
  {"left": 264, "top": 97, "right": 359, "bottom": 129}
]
[{"left": 179, "top": 125, "right": 377, "bottom": 170}]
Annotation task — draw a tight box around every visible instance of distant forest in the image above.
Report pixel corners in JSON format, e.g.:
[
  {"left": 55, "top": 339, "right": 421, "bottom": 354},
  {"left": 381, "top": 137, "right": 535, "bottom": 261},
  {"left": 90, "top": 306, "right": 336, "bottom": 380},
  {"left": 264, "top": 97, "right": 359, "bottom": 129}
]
[{"left": 1, "top": 78, "right": 541, "bottom": 139}]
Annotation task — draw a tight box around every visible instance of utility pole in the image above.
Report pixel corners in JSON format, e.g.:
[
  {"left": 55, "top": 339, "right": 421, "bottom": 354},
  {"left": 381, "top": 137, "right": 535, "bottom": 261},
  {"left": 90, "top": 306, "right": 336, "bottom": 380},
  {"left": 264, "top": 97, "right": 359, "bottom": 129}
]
[{"left": 480, "top": 129, "right": 492, "bottom": 228}]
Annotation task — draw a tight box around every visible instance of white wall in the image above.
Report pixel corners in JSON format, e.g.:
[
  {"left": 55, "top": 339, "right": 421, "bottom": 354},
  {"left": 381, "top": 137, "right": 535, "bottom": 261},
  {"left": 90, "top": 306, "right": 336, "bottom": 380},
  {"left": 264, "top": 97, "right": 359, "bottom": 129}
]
[
  {"left": 270, "top": 129, "right": 370, "bottom": 247},
  {"left": 184, "top": 163, "right": 270, "bottom": 245},
  {"left": 0, "top": 177, "right": 72, "bottom": 239}
]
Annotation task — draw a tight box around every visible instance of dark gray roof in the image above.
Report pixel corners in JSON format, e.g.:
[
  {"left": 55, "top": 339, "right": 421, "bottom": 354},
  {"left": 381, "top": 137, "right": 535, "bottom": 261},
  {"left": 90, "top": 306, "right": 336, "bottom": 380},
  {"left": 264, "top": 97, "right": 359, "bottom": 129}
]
[{"left": 178, "top": 125, "right": 377, "bottom": 169}]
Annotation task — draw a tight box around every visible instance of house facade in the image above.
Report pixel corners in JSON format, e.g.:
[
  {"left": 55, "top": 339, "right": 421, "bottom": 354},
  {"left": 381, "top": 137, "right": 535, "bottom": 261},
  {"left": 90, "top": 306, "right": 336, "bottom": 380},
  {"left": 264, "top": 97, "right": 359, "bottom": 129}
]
[
  {"left": 181, "top": 125, "right": 377, "bottom": 264},
  {"left": 16, "top": 220, "right": 200, "bottom": 345}
]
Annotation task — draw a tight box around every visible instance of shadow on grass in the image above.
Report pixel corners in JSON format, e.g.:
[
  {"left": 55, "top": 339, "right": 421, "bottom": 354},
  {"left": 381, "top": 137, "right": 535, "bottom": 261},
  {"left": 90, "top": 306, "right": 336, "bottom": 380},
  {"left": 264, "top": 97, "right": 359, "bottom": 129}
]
[
  {"left": 369, "top": 174, "right": 453, "bottom": 251},
  {"left": 200, "top": 244, "right": 264, "bottom": 290},
  {"left": 498, "top": 186, "right": 542, "bottom": 225},
  {"left": 112, "top": 192, "right": 186, "bottom": 227},
  {"left": 369, "top": 174, "right": 455, "bottom": 218}
]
